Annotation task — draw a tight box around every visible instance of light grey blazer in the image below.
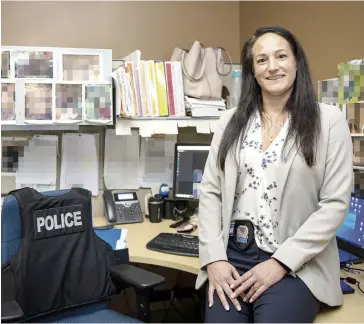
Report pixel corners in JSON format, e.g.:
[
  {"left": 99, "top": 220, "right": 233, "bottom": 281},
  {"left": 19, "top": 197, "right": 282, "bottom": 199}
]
[{"left": 196, "top": 103, "right": 353, "bottom": 306}]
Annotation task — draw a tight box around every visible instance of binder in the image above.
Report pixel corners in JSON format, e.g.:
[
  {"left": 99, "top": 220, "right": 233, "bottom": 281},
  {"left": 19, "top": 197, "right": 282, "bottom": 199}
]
[
  {"left": 165, "top": 62, "right": 176, "bottom": 116},
  {"left": 139, "top": 61, "right": 151, "bottom": 116},
  {"left": 172, "top": 61, "right": 185, "bottom": 116},
  {"left": 146, "top": 61, "right": 159, "bottom": 117},
  {"left": 125, "top": 62, "right": 139, "bottom": 116},
  {"left": 155, "top": 61, "right": 169, "bottom": 117}
]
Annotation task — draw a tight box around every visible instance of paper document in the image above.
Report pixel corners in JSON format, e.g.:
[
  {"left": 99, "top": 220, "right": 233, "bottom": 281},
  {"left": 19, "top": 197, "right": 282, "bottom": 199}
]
[
  {"left": 16, "top": 135, "right": 58, "bottom": 190},
  {"left": 188, "top": 120, "right": 211, "bottom": 134},
  {"left": 116, "top": 119, "right": 132, "bottom": 135},
  {"left": 139, "top": 135, "right": 177, "bottom": 187},
  {"left": 16, "top": 184, "right": 57, "bottom": 192},
  {"left": 116, "top": 229, "right": 128, "bottom": 250},
  {"left": 60, "top": 133, "right": 99, "bottom": 196},
  {"left": 177, "top": 120, "right": 188, "bottom": 127},
  {"left": 209, "top": 120, "right": 219, "bottom": 133},
  {"left": 139, "top": 123, "right": 154, "bottom": 137},
  {"left": 104, "top": 129, "right": 140, "bottom": 189},
  {"left": 318, "top": 78, "right": 339, "bottom": 104},
  {"left": 152, "top": 121, "right": 178, "bottom": 134},
  {"left": 111, "top": 67, "right": 135, "bottom": 118},
  {"left": 2, "top": 137, "right": 29, "bottom": 173},
  {"left": 122, "top": 50, "right": 141, "bottom": 62}
]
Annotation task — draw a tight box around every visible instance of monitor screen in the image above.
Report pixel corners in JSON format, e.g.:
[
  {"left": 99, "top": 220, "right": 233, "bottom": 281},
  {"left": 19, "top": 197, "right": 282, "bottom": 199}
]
[
  {"left": 173, "top": 144, "right": 210, "bottom": 200},
  {"left": 337, "top": 194, "right": 364, "bottom": 249}
]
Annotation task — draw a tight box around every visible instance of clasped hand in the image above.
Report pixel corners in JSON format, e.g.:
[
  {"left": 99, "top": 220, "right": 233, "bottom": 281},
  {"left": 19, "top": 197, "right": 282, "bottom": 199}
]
[
  {"left": 230, "top": 258, "right": 288, "bottom": 303},
  {"left": 207, "top": 258, "right": 288, "bottom": 312}
]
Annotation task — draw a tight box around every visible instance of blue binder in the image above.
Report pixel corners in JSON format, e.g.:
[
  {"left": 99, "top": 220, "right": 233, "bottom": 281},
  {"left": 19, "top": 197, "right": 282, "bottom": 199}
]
[{"left": 94, "top": 228, "right": 123, "bottom": 250}]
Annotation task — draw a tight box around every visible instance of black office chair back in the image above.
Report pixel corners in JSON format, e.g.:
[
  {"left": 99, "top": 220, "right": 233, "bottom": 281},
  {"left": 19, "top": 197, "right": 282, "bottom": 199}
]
[{"left": 2, "top": 187, "right": 119, "bottom": 321}]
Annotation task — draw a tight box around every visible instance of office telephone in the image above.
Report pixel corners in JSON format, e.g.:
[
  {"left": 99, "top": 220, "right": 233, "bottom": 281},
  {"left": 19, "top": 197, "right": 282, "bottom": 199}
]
[{"left": 103, "top": 190, "right": 143, "bottom": 225}]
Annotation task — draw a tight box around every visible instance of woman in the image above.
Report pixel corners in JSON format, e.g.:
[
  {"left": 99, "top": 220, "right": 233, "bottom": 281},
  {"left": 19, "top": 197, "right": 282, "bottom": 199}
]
[{"left": 196, "top": 26, "right": 353, "bottom": 323}]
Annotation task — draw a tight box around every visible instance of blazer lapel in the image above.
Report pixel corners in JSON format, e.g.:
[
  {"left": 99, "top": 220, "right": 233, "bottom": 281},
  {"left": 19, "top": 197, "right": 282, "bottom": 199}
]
[
  {"left": 223, "top": 131, "right": 243, "bottom": 229},
  {"left": 275, "top": 136, "right": 298, "bottom": 214}
]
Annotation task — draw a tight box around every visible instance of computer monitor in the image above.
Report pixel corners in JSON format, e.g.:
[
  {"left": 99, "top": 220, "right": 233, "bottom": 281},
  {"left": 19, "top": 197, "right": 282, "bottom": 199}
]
[
  {"left": 336, "top": 193, "right": 364, "bottom": 259},
  {"left": 173, "top": 143, "right": 210, "bottom": 200}
]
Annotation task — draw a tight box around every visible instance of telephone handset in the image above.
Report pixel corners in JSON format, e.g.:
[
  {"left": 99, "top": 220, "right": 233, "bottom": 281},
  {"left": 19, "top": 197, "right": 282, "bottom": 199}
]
[{"left": 103, "top": 190, "right": 144, "bottom": 225}]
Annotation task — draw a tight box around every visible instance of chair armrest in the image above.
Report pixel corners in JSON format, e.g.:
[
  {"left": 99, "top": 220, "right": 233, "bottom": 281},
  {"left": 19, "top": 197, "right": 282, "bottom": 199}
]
[
  {"left": 1, "top": 300, "right": 24, "bottom": 322},
  {"left": 111, "top": 264, "right": 165, "bottom": 290}
]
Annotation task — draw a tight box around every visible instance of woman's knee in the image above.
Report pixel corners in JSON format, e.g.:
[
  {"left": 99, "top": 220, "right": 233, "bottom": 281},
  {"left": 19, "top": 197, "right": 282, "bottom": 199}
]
[{"left": 253, "top": 276, "right": 320, "bottom": 323}]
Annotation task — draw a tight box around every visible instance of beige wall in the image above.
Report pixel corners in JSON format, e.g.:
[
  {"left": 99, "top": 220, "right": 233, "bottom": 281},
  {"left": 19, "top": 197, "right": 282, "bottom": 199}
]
[
  {"left": 1, "top": 1, "right": 238, "bottom": 215},
  {"left": 1, "top": 1, "right": 241, "bottom": 61},
  {"left": 239, "top": 1, "right": 364, "bottom": 91}
]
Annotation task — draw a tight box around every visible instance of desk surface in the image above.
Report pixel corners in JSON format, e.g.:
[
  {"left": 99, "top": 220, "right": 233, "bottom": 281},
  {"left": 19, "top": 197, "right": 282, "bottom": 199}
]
[
  {"left": 93, "top": 215, "right": 200, "bottom": 274},
  {"left": 93, "top": 215, "right": 363, "bottom": 323}
]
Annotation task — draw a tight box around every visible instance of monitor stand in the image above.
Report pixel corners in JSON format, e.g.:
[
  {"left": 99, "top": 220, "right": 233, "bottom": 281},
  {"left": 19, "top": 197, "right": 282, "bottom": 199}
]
[{"left": 169, "top": 201, "right": 197, "bottom": 229}]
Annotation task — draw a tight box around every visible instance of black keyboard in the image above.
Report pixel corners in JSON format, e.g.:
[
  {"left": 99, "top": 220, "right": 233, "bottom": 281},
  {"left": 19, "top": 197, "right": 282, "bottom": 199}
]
[{"left": 146, "top": 233, "right": 199, "bottom": 257}]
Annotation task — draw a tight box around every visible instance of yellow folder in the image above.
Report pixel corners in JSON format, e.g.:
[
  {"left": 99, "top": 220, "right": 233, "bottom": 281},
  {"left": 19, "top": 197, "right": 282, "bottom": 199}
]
[{"left": 154, "top": 61, "right": 169, "bottom": 117}]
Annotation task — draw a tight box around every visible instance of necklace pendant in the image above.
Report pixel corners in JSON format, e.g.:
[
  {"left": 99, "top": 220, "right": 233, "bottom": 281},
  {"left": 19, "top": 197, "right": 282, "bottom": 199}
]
[{"left": 269, "top": 136, "right": 273, "bottom": 142}]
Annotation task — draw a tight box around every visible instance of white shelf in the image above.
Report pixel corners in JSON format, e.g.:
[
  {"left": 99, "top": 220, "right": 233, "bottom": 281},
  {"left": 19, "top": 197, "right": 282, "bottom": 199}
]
[
  {"left": 120, "top": 116, "right": 220, "bottom": 120},
  {"left": 353, "top": 165, "right": 364, "bottom": 171},
  {"left": 116, "top": 117, "right": 220, "bottom": 136},
  {"left": 1, "top": 124, "right": 80, "bottom": 131},
  {"left": 351, "top": 133, "right": 364, "bottom": 137},
  {"left": 1, "top": 172, "right": 16, "bottom": 177}
]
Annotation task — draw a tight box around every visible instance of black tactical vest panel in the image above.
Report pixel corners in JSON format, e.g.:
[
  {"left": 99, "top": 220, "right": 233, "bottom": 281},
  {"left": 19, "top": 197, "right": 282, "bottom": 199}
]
[{"left": 2, "top": 187, "right": 117, "bottom": 320}]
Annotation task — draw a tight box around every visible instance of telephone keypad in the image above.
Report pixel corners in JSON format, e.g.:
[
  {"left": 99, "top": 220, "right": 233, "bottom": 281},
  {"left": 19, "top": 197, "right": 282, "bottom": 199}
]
[{"left": 116, "top": 201, "right": 143, "bottom": 224}]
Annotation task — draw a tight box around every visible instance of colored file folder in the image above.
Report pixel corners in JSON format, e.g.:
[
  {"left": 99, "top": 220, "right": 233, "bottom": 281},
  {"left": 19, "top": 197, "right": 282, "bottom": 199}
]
[
  {"left": 94, "top": 228, "right": 127, "bottom": 250},
  {"left": 155, "top": 61, "right": 169, "bottom": 116}
]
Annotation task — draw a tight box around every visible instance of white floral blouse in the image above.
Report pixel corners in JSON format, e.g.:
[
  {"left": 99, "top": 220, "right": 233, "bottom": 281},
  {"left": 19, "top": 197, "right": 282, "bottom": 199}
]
[{"left": 231, "top": 110, "right": 290, "bottom": 253}]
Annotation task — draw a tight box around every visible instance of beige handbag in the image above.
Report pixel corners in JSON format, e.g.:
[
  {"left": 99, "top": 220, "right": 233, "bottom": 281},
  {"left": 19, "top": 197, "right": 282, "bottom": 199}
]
[{"left": 171, "top": 41, "right": 232, "bottom": 100}]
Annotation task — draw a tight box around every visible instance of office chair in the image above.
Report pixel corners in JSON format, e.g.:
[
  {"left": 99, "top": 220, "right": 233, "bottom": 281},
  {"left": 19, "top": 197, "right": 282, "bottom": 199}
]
[{"left": 1, "top": 189, "right": 165, "bottom": 323}]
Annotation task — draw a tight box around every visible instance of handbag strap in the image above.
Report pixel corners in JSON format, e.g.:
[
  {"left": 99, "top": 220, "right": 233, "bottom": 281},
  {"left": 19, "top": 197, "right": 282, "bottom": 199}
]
[
  {"left": 180, "top": 43, "right": 206, "bottom": 82},
  {"left": 216, "top": 47, "right": 233, "bottom": 76}
]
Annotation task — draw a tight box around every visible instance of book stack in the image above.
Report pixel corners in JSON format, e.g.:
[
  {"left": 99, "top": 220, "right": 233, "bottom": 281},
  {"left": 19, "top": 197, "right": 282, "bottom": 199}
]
[{"left": 184, "top": 96, "right": 226, "bottom": 117}]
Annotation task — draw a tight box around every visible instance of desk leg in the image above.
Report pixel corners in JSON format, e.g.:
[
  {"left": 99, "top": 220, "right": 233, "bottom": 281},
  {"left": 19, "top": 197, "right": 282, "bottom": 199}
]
[{"left": 135, "top": 289, "right": 151, "bottom": 323}]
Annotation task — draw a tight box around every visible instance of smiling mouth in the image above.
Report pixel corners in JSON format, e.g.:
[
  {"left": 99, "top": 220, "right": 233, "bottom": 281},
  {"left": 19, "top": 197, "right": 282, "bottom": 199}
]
[{"left": 266, "top": 75, "right": 285, "bottom": 80}]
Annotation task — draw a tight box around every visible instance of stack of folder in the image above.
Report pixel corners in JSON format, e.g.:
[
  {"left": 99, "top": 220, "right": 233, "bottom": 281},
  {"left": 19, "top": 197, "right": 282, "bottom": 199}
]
[
  {"left": 112, "top": 60, "right": 186, "bottom": 118},
  {"left": 184, "top": 96, "right": 226, "bottom": 117}
]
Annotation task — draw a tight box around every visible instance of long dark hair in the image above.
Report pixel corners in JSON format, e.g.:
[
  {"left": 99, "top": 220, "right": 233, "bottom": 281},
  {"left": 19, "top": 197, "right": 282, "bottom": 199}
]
[{"left": 217, "top": 26, "right": 321, "bottom": 171}]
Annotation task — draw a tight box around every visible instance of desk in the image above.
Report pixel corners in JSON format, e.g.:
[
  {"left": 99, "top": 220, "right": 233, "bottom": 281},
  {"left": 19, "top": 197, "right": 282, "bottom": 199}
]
[
  {"left": 93, "top": 215, "right": 200, "bottom": 274},
  {"left": 94, "top": 215, "right": 363, "bottom": 323},
  {"left": 315, "top": 266, "right": 363, "bottom": 323}
]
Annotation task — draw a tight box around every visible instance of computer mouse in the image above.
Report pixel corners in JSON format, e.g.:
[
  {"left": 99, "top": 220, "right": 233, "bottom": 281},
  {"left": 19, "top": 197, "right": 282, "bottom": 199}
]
[{"left": 176, "top": 222, "right": 195, "bottom": 233}]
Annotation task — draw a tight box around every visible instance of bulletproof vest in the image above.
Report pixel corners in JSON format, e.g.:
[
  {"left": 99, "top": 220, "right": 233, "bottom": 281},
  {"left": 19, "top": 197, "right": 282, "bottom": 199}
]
[{"left": 2, "top": 187, "right": 118, "bottom": 320}]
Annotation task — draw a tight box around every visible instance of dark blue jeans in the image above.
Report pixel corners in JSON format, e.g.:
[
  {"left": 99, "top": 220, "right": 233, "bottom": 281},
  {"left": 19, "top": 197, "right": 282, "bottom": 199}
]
[{"left": 205, "top": 238, "right": 320, "bottom": 323}]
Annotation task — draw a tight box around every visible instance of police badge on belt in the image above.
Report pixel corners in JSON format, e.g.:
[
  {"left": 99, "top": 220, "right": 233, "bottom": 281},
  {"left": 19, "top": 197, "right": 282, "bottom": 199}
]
[{"left": 233, "top": 220, "right": 254, "bottom": 251}]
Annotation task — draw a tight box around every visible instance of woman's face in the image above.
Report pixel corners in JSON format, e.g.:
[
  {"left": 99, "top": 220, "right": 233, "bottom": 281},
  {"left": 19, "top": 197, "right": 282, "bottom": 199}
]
[{"left": 252, "top": 33, "right": 297, "bottom": 97}]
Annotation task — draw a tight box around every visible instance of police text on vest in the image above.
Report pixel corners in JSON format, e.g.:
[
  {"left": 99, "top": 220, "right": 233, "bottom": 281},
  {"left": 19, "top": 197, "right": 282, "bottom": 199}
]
[
  {"left": 37, "top": 211, "right": 82, "bottom": 233},
  {"left": 33, "top": 205, "right": 85, "bottom": 239}
]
